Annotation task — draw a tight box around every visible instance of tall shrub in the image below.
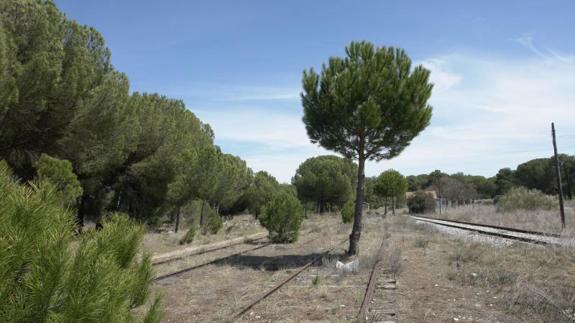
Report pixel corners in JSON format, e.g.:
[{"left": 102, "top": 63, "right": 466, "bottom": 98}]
[
  {"left": 259, "top": 192, "right": 304, "bottom": 243},
  {"left": 497, "top": 187, "right": 557, "bottom": 212},
  {"left": 407, "top": 191, "right": 436, "bottom": 214}
]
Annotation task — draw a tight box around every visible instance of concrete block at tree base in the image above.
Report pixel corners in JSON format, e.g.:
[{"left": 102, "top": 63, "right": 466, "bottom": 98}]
[{"left": 336, "top": 259, "right": 359, "bottom": 273}]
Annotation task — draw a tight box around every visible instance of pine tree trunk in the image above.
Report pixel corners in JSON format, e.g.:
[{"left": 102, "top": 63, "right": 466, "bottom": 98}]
[
  {"left": 348, "top": 156, "right": 365, "bottom": 256},
  {"left": 115, "top": 190, "right": 122, "bottom": 211},
  {"left": 200, "top": 200, "right": 206, "bottom": 226},
  {"left": 174, "top": 206, "right": 180, "bottom": 233},
  {"left": 76, "top": 195, "right": 86, "bottom": 233},
  {"left": 392, "top": 197, "right": 395, "bottom": 215},
  {"left": 384, "top": 197, "right": 388, "bottom": 215}
]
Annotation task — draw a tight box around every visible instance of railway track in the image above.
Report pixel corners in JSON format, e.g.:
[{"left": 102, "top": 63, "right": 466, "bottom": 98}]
[
  {"left": 411, "top": 215, "right": 569, "bottom": 246},
  {"left": 152, "top": 232, "right": 268, "bottom": 266},
  {"left": 356, "top": 236, "right": 386, "bottom": 323},
  {"left": 153, "top": 232, "right": 334, "bottom": 283},
  {"left": 153, "top": 241, "right": 272, "bottom": 282},
  {"left": 228, "top": 237, "right": 348, "bottom": 322}
]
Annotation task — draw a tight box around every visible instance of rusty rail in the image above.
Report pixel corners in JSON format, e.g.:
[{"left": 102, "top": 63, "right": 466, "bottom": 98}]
[
  {"left": 356, "top": 236, "right": 386, "bottom": 323},
  {"left": 228, "top": 238, "right": 348, "bottom": 322},
  {"left": 153, "top": 242, "right": 271, "bottom": 282}
]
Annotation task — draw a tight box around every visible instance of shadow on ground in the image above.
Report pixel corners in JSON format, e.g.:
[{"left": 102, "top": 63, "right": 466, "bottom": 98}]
[{"left": 213, "top": 251, "right": 347, "bottom": 271}]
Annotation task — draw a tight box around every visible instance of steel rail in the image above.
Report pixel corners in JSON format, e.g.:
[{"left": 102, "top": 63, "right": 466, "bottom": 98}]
[
  {"left": 356, "top": 236, "right": 386, "bottom": 323},
  {"left": 411, "top": 214, "right": 561, "bottom": 237},
  {"left": 152, "top": 236, "right": 267, "bottom": 266},
  {"left": 228, "top": 238, "right": 348, "bottom": 322},
  {"left": 411, "top": 216, "right": 558, "bottom": 245},
  {"left": 153, "top": 242, "right": 272, "bottom": 282}
]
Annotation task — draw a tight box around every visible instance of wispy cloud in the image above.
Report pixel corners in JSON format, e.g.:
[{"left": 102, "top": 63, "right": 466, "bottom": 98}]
[
  {"left": 370, "top": 43, "right": 575, "bottom": 177},
  {"left": 187, "top": 37, "right": 575, "bottom": 182},
  {"left": 164, "top": 84, "right": 300, "bottom": 103},
  {"left": 515, "top": 34, "right": 574, "bottom": 63}
]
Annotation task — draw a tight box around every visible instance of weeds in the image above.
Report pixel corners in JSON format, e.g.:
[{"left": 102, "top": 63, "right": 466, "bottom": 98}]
[
  {"left": 414, "top": 236, "right": 430, "bottom": 249},
  {"left": 385, "top": 246, "right": 402, "bottom": 278},
  {"left": 312, "top": 275, "right": 320, "bottom": 286}
]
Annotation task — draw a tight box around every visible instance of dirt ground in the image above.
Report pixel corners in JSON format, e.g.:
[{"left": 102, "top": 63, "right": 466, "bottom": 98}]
[{"left": 139, "top": 212, "right": 574, "bottom": 322}]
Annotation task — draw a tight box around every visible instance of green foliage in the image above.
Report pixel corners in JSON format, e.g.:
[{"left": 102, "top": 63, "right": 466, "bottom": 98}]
[
  {"left": 497, "top": 187, "right": 557, "bottom": 212},
  {"left": 301, "top": 42, "right": 433, "bottom": 162},
  {"left": 406, "top": 174, "right": 430, "bottom": 191},
  {"left": 245, "top": 171, "right": 280, "bottom": 217},
  {"left": 35, "top": 154, "right": 83, "bottom": 207},
  {"left": 374, "top": 170, "right": 408, "bottom": 199},
  {"left": 0, "top": 0, "right": 252, "bottom": 226},
  {"left": 292, "top": 155, "right": 357, "bottom": 213},
  {"left": 204, "top": 213, "right": 223, "bottom": 235},
  {"left": 341, "top": 200, "right": 354, "bottom": 223},
  {"left": 179, "top": 225, "right": 197, "bottom": 245},
  {"left": 259, "top": 192, "right": 304, "bottom": 243},
  {"left": 495, "top": 168, "right": 517, "bottom": 196},
  {"left": 440, "top": 176, "right": 478, "bottom": 204},
  {"left": 302, "top": 41, "right": 433, "bottom": 255},
  {"left": 0, "top": 161, "right": 159, "bottom": 322},
  {"left": 407, "top": 191, "right": 436, "bottom": 214}
]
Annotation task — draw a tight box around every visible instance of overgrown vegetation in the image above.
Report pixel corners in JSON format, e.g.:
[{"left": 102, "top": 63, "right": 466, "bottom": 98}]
[
  {"left": 341, "top": 200, "right": 354, "bottom": 223},
  {"left": 446, "top": 240, "right": 575, "bottom": 322},
  {"left": 0, "top": 162, "right": 160, "bottom": 322},
  {"left": 497, "top": 187, "right": 557, "bottom": 212},
  {"left": 179, "top": 225, "right": 198, "bottom": 245},
  {"left": 407, "top": 191, "right": 436, "bottom": 213},
  {"left": 259, "top": 192, "right": 304, "bottom": 243}
]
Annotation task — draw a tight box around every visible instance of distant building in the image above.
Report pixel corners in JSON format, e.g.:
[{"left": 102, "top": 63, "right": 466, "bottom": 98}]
[{"left": 405, "top": 190, "right": 437, "bottom": 200}]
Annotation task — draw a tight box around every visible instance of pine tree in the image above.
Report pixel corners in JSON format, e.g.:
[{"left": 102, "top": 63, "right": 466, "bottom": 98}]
[
  {"left": 0, "top": 161, "right": 161, "bottom": 322},
  {"left": 302, "top": 42, "right": 433, "bottom": 255}
]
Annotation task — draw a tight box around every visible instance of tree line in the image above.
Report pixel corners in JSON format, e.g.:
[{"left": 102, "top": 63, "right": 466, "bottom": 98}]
[
  {"left": 403, "top": 154, "right": 575, "bottom": 206},
  {"left": 0, "top": 0, "right": 271, "bottom": 231}
]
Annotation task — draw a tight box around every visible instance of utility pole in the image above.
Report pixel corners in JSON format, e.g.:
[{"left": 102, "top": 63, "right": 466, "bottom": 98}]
[{"left": 551, "top": 122, "right": 566, "bottom": 229}]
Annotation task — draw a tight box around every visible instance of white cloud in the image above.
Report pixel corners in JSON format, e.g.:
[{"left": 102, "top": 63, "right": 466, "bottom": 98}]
[
  {"left": 195, "top": 107, "right": 309, "bottom": 150},
  {"left": 419, "top": 59, "right": 462, "bottom": 92},
  {"left": 189, "top": 42, "right": 575, "bottom": 182},
  {"left": 369, "top": 50, "right": 575, "bottom": 178}
]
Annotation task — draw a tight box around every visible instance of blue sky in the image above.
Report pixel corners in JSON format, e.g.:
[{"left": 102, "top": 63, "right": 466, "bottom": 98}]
[{"left": 55, "top": 0, "right": 575, "bottom": 182}]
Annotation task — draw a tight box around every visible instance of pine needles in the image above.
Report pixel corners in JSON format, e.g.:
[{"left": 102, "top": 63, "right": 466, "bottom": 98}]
[{"left": 0, "top": 162, "right": 161, "bottom": 322}]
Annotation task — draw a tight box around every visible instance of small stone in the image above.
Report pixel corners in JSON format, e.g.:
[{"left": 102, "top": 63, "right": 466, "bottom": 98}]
[{"left": 454, "top": 318, "right": 459, "bottom": 322}]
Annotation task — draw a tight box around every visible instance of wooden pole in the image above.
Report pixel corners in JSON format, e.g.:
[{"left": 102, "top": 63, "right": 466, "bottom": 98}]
[{"left": 552, "top": 122, "right": 566, "bottom": 229}]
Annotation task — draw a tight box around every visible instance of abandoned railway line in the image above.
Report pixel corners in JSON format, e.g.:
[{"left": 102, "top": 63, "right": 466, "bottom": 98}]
[
  {"left": 229, "top": 237, "right": 349, "bottom": 322},
  {"left": 411, "top": 215, "right": 570, "bottom": 246}
]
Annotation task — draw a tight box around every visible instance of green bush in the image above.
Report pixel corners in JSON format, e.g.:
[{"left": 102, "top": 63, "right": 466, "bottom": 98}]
[
  {"left": 497, "top": 187, "right": 557, "bottom": 212},
  {"left": 259, "top": 192, "right": 304, "bottom": 243},
  {"left": 341, "top": 200, "right": 354, "bottom": 223},
  {"left": 200, "top": 205, "right": 223, "bottom": 235},
  {"left": 205, "top": 213, "right": 223, "bottom": 235},
  {"left": 179, "top": 225, "right": 197, "bottom": 245},
  {"left": 0, "top": 161, "right": 160, "bottom": 322},
  {"left": 407, "top": 191, "right": 436, "bottom": 214},
  {"left": 35, "top": 154, "right": 83, "bottom": 207}
]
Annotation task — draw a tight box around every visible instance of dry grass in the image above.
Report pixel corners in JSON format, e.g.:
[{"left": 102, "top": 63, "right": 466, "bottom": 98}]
[
  {"left": 142, "top": 214, "right": 263, "bottom": 255},
  {"left": 431, "top": 204, "right": 575, "bottom": 235},
  {"left": 444, "top": 236, "right": 575, "bottom": 322}
]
